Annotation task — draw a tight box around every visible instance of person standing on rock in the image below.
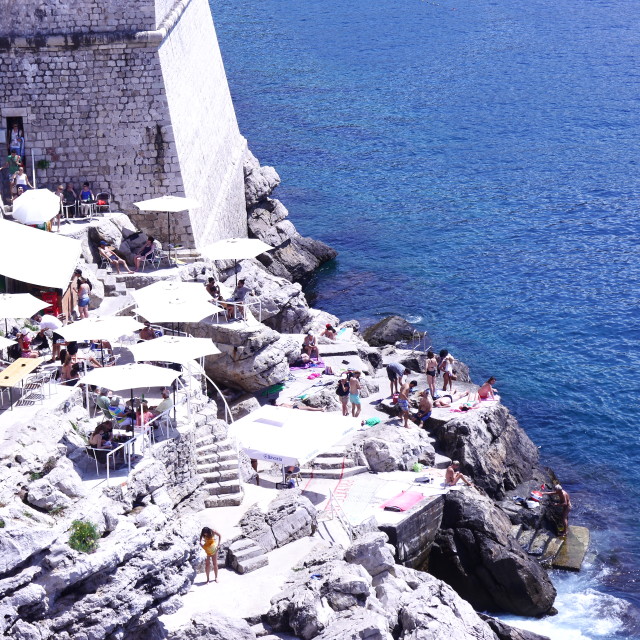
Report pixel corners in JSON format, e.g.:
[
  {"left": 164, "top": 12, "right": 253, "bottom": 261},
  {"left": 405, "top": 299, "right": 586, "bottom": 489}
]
[
  {"left": 336, "top": 376, "right": 350, "bottom": 416},
  {"left": 398, "top": 379, "right": 418, "bottom": 428},
  {"left": 200, "top": 527, "right": 222, "bottom": 584},
  {"left": 386, "top": 362, "right": 409, "bottom": 396},
  {"left": 349, "top": 371, "right": 362, "bottom": 418},
  {"left": 445, "top": 461, "right": 474, "bottom": 488},
  {"left": 442, "top": 354, "right": 456, "bottom": 392},
  {"left": 425, "top": 351, "right": 438, "bottom": 397},
  {"left": 542, "top": 484, "right": 572, "bottom": 536}
]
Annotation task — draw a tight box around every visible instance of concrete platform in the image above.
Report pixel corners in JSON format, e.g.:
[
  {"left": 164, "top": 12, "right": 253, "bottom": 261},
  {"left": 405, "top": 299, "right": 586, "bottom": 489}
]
[{"left": 553, "top": 525, "right": 590, "bottom": 571}]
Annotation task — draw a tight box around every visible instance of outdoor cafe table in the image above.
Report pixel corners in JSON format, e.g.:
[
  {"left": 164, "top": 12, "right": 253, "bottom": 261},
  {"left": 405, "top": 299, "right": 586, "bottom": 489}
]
[{"left": 0, "top": 357, "right": 45, "bottom": 409}]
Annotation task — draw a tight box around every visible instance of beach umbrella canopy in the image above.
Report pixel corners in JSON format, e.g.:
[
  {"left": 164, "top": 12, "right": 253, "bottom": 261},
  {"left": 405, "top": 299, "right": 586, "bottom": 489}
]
[
  {"left": 129, "top": 335, "right": 221, "bottom": 365},
  {"left": 79, "top": 362, "right": 181, "bottom": 391},
  {"left": 135, "top": 298, "right": 222, "bottom": 324},
  {"left": 0, "top": 293, "right": 47, "bottom": 319},
  {"left": 0, "top": 336, "right": 17, "bottom": 350},
  {"left": 131, "top": 280, "right": 212, "bottom": 307},
  {"left": 200, "top": 237, "right": 273, "bottom": 285},
  {"left": 133, "top": 196, "right": 200, "bottom": 263},
  {"left": 56, "top": 316, "right": 145, "bottom": 342},
  {"left": 12, "top": 189, "right": 61, "bottom": 225}
]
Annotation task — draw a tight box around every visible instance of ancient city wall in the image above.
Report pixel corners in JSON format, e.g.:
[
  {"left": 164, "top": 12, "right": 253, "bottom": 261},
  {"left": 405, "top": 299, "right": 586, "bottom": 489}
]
[{"left": 0, "top": 0, "right": 248, "bottom": 249}]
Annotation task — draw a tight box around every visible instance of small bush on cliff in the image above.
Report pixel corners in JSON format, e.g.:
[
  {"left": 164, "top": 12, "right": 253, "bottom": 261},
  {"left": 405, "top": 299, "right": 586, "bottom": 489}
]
[{"left": 68, "top": 520, "right": 100, "bottom": 553}]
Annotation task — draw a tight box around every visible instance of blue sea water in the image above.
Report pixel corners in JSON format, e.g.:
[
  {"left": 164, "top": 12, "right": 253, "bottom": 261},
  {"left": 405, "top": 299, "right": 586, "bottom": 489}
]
[{"left": 211, "top": 0, "right": 640, "bottom": 637}]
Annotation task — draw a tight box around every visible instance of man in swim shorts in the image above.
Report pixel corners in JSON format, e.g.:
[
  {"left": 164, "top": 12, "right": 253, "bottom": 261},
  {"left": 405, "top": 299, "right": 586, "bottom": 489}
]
[
  {"left": 349, "top": 371, "right": 362, "bottom": 418},
  {"left": 386, "top": 362, "right": 410, "bottom": 396},
  {"left": 542, "top": 484, "right": 572, "bottom": 536},
  {"left": 397, "top": 378, "right": 418, "bottom": 428},
  {"left": 413, "top": 389, "right": 433, "bottom": 425}
]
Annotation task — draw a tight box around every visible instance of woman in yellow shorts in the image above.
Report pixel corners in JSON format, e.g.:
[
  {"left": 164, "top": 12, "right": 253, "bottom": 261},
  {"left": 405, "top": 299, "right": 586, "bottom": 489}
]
[{"left": 200, "top": 526, "right": 222, "bottom": 583}]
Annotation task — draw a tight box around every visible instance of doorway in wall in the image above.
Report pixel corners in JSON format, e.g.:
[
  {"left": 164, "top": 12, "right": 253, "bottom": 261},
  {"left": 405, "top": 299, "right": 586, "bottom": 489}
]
[{"left": 6, "top": 116, "right": 25, "bottom": 158}]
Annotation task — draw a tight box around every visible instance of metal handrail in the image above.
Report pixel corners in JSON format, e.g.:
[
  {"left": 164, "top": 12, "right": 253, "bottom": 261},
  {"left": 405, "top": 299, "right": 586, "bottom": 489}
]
[{"left": 323, "top": 489, "right": 355, "bottom": 542}]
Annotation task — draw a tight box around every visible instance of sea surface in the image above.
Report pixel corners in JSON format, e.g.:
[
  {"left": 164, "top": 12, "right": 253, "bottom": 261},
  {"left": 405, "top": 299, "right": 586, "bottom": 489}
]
[{"left": 211, "top": 0, "right": 640, "bottom": 637}]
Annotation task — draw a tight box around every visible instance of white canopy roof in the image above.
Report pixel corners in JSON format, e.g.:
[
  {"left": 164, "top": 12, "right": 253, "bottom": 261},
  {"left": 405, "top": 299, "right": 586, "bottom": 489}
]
[
  {"left": 229, "top": 404, "right": 360, "bottom": 468},
  {"left": 0, "top": 220, "right": 81, "bottom": 290}
]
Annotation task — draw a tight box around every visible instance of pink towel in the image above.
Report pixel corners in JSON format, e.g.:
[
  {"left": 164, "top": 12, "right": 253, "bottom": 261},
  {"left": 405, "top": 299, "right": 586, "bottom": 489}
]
[{"left": 380, "top": 491, "right": 424, "bottom": 512}]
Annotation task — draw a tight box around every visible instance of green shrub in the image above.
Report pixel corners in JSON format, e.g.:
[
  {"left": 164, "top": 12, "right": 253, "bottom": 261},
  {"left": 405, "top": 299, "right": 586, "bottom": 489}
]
[{"left": 68, "top": 520, "right": 100, "bottom": 554}]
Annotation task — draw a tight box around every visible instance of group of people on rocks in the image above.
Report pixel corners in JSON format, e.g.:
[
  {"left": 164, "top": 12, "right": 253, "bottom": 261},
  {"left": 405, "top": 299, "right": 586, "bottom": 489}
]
[{"left": 205, "top": 277, "right": 252, "bottom": 321}]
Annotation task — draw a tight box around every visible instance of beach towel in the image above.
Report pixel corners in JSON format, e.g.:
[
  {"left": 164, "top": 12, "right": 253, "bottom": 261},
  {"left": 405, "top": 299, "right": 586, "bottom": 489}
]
[{"left": 380, "top": 491, "right": 424, "bottom": 512}]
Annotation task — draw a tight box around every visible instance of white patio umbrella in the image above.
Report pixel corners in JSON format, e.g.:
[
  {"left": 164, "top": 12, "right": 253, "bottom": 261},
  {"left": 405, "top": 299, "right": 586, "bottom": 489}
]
[
  {"left": 129, "top": 335, "right": 220, "bottom": 365},
  {"left": 200, "top": 237, "right": 273, "bottom": 285},
  {"left": 0, "top": 336, "right": 16, "bottom": 350},
  {"left": 133, "top": 196, "right": 200, "bottom": 264},
  {"left": 12, "top": 188, "right": 61, "bottom": 225},
  {"left": 55, "top": 316, "right": 145, "bottom": 343},
  {"left": 0, "top": 293, "right": 47, "bottom": 320},
  {"left": 79, "top": 362, "right": 181, "bottom": 392},
  {"left": 135, "top": 298, "right": 222, "bottom": 325},
  {"left": 131, "top": 280, "right": 213, "bottom": 308}
]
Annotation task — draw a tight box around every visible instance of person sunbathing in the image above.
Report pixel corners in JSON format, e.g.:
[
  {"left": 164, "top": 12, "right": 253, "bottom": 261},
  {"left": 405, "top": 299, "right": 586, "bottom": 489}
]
[
  {"left": 433, "top": 389, "right": 471, "bottom": 407},
  {"left": 277, "top": 401, "right": 324, "bottom": 412},
  {"left": 445, "top": 461, "right": 474, "bottom": 488},
  {"left": 477, "top": 377, "right": 500, "bottom": 401},
  {"left": 98, "top": 241, "right": 134, "bottom": 274}
]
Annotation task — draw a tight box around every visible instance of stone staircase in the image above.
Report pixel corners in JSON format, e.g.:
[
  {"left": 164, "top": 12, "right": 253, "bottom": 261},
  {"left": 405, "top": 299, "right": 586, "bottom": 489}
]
[
  {"left": 172, "top": 247, "right": 202, "bottom": 264},
  {"left": 195, "top": 432, "right": 244, "bottom": 507},
  {"left": 300, "top": 448, "right": 369, "bottom": 480},
  {"left": 226, "top": 538, "right": 269, "bottom": 574}
]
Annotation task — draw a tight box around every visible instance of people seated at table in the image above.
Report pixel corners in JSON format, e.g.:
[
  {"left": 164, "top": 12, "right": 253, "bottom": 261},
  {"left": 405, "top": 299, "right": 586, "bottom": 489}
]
[
  {"left": 98, "top": 241, "right": 134, "bottom": 275},
  {"left": 205, "top": 277, "right": 222, "bottom": 301},
  {"left": 223, "top": 278, "right": 251, "bottom": 320},
  {"left": 17, "top": 330, "right": 40, "bottom": 358},
  {"left": 136, "top": 402, "right": 154, "bottom": 427},
  {"left": 138, "top": 322, "right": 157, "bottom": 342},
  {"left": 64, "top": 342, "right": 103, "bottom": 369},
  {"left": 79, "top": 182, "right": 95, "bottom": 216},
  {"left": 150, "top": 388, "right": 173, "bottom": 416},
  {"left": 96, "top": 387, "right": 123, "bottom": 419},
  {"left": 134, "top": 236, "right": 156, "bottom": 271},
  {"left": 89, "top": 421, "right": 114, "bottom": 448}
]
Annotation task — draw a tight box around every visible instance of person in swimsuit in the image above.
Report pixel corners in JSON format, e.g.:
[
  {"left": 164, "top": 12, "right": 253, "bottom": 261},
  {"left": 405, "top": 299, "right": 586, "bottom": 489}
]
[
  {"left": 477, "top": 377, "right": 499, "bottom": 401},
  {"left": 98, "top": 241, "right": 134, "bottom": 274},
  {"left": 277, "top": 401, "right": 324, "bottom": 412},
  {"left": 413, "top": 389, "right": 433, "bottom": 425},
  {"left": 321, "top": 324, "right": 337, "bottom": 341},
  {"left": 442, "top": 354, "right": 456, "bottom": 392},
  {"left": 433, "top": 389, "right": 470, "bottom": 407},
  {"left": 542, "top": 484, "right": 572, "bottom": 536},
  {"left": 302, "top": 331, "right": 319, "bottom": 360},
  {"left": 199, "top": 526, "right": 222, "bottom": 583},
  {"left": 336, "top": 376, "right": 350, "bottom": 416},
  {"left": 133, "top": 237, "right": 155, "bottom": 271},
  {"left": 349, "top": 371, "right": 362, "bottom": 418},
  {"left": 425, "top": 350, "right": 438, "bottom": 397},
  {"left": 397, "top": 379, "right": 418, "bottom": 428},
  {"left": 445, "top": 461, "right": 474, "bottom": 488},
  {"left": 386, "top": 362, "right": 409, "bottom": 396},
  {"left": 76, "top": 277, "right": 91, "bottom": 318}
]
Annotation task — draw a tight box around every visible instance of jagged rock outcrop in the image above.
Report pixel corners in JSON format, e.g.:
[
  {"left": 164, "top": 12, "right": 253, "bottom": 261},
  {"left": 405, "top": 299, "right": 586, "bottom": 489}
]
[
  {"left": 363, "top": 316, "right": 423, "bottom": 347},
  {"left": 429, "top": 490, "right": 556, "bottom": 617},
  {"left": 239, "top": 491, "right": 317, "bottom": 552},
  {"left": 479, "top": 615, "right": 551, "bottom": 640},
  {"left": 266, "top": 536, "right": 505, "bottom": 640},
  {"left": 243, "top": 150, "right": 337, "bottom": 283},
  {"left": 428, "top": 403, "right": 545, "bottom": 499},
  {"left": 355, "top": 424, "right": 435, "bottom": 473},
  {"left": 158, "top": 611, "right": 257, "bottom": 640}
]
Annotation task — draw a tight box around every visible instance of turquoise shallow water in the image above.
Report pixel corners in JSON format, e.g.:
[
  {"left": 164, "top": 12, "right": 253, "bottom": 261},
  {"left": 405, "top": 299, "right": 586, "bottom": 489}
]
[{"left": 212, "top": 0, "right": 640, "bottom": 636}]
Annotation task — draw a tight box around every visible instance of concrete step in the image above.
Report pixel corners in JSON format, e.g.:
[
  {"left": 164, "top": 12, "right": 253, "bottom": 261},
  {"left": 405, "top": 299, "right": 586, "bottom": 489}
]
[
  {"left": 227, "top": 538, "right": 269, "bottom": 575},
  {"left": 529, "top": 531, "right": 553, "bottom": 556},
  {"left": 204, "top": 491, "right": 244, "bottom": 508},
  {"left": 299, "top": 465, "right": 369, "bottom": 480},
  {"left": 196, "top": 459, "right": 238, "bottom": 475},
  {"left": 198, "top": 449, "right": 236, "bottom": 465},
  {"left": 235, "top": 554, "right": 268, "bottom": 574},
  {"left": 307, "top": 456, "right": 356, "bottom": 470},
  {"left": 516, "top": 529, "right": 536, "bottom": 552},
  {"left": 510, "top": 524, "right": 523, "bottom": 540},
  {"left": 195, "top": 435, "right": 233, "bottom": 450},
  {"left": 315, "top": 448, "right": 349, "bottom": 459},
  {"left": 540, "top": 536, "right": 565, "bottom": 567},
  {"left": 200, "top": 469, "right": 239, "bottom": 484},
  {"left": 203, "top": 479, "right": 241, "bottom": 496},
  {"left": 552, "top": 526, "right": 590, "bottom": 571}
]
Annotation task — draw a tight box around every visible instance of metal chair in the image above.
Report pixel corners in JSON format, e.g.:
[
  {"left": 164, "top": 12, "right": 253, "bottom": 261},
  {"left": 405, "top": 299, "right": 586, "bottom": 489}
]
[
  {"left": 94, "top": 192, "right": 112, "bottom": 215},
  {"left": 62, "top": 199, "right": 77, "bottom": 220},
  {"left": 85, "top": 446, "right": 115, "bottom": 475},
  {"left": 139, "top": 250, "right": 160, "bottom": 272}
]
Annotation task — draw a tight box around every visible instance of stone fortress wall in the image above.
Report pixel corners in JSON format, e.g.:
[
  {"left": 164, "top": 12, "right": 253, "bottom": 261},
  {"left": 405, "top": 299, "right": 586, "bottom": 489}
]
[{"left": 0, "top": 0, "right": 248, "bottom": 248}]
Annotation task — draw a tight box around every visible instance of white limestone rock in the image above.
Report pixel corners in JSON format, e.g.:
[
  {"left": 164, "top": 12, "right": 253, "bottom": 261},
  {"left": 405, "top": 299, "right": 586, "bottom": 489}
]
[{"left": 344, "top": 532, "right": 396, "bottom": 577}]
